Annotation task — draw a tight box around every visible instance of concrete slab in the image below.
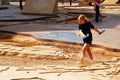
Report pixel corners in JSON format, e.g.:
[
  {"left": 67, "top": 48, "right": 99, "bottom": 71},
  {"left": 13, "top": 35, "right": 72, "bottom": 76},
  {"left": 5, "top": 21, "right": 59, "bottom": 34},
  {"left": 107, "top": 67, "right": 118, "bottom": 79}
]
[
  {"left": 0, "top": 5, "right": 56, "bottom": 21},
  {"left": 22, "top": 0, "right": 58, "bottom": 15}
]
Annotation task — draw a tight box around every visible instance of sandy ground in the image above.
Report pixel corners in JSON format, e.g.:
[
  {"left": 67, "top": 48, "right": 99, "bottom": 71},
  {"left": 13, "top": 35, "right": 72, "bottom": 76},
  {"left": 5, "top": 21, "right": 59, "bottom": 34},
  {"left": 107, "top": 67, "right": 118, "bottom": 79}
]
[
  {"left": 0, "top": 53, "right": 119, "bottom": 80},
  {"left": 0, "top": 31, "right": 119, "bottom": 80}
]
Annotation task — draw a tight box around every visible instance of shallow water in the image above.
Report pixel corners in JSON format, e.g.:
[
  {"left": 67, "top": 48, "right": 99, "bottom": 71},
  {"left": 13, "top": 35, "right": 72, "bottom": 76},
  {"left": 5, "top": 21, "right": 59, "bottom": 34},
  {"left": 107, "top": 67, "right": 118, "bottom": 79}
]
[{"left": 35, "top": 32, "right": 83, "bottom": 43}]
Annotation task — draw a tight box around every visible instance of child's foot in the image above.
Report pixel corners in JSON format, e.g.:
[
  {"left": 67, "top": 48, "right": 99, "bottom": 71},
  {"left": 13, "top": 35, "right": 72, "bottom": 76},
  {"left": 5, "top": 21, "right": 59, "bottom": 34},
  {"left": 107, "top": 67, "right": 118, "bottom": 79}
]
[
  {"left": 90, "top": 59, "right": 97, "bottom": 63},
  {"left": 77, "top": 59, "right": 83, "bottom": 64},
  {"left": 77, "top": 61, "right": 87, "bottom": 67}
]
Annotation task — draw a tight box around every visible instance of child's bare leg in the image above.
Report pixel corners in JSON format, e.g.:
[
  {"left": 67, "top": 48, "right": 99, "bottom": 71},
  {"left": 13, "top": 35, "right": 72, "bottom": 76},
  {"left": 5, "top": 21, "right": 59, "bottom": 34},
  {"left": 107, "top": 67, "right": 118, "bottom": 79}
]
[
  {"left": 86, "top": 44, "right": 93, "bottom": 60},
  {"left": 80, "top": 43, "right": 88, "bottom": 62}
]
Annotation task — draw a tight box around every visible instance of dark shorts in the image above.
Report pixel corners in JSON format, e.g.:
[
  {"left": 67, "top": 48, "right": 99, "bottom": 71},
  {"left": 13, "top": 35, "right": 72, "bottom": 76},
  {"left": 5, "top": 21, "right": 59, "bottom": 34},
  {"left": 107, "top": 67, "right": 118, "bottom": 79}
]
[{"left": 83, "top": 36, "right": 92, "bottom": 44}]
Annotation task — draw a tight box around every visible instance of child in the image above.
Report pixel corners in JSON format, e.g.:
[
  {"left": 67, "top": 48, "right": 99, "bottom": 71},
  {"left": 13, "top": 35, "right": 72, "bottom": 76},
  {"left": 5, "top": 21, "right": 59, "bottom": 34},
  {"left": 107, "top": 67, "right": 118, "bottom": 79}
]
[{"left": 77, "top": 14, "right": 105, "bottom": 63}]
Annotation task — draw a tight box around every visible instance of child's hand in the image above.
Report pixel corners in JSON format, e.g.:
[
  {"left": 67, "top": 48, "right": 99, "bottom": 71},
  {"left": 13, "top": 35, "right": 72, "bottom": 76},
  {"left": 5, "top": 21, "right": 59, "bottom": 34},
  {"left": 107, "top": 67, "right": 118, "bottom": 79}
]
[
  {"left": 99, "top": 29, "right": 105, "bottom": 35},
  {"left": 83, "top": 34, "right": 89, "bottom": 39}
]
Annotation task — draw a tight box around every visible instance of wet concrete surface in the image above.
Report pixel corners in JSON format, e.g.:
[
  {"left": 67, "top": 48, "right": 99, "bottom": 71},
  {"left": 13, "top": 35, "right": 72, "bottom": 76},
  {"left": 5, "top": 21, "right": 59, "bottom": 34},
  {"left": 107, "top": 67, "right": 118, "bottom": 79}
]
[{"left": 35, "top": 31, "right": 83, "bottom": 43}]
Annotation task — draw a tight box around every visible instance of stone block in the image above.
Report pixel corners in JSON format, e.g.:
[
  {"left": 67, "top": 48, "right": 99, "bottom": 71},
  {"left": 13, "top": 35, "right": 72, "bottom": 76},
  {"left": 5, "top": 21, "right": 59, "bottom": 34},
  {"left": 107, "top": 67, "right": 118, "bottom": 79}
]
[{"left": 22, "top": 0, "right": 58, "bottom": 15}]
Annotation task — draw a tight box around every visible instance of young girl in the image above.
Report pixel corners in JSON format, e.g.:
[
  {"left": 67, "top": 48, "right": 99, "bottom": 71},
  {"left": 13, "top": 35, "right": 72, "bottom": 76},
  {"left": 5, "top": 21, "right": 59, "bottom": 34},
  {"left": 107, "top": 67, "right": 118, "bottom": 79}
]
[{"left": 77, "top": 14, "right": 105, "bottom": 63}]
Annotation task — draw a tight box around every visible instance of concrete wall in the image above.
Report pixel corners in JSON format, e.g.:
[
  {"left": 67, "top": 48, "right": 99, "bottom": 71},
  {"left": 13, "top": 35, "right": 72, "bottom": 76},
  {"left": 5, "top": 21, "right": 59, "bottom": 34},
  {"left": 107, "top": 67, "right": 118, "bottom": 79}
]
[{"left": 22, "top": 0, "right": 58, "bottom": 15}]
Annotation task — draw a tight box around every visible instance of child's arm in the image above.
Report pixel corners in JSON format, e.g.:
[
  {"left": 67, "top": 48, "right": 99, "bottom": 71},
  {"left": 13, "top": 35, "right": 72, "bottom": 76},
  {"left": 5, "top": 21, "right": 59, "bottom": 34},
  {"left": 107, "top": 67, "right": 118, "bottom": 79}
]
[
  {"left": 93, "top": 27, "right": 105, "bottom": 35},
  {"left": 79, "top": 30, "right": 85, "bottom": 37},
  {"left": 93, "top": 27, "right": 100, "bottom": 34},
  {"left": 76, "top": 30, "right": 89, "bottom": 39},
  {"left": 76, "top": 30, "right": 85, "bottom": 37}
]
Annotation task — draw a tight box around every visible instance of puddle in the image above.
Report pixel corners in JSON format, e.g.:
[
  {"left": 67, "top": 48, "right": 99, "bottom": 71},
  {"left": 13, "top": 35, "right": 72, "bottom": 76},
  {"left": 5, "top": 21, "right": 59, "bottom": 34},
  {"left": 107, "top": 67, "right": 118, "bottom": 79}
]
[{"left": 35, "top": 32, "right": 83, "bottom": 43}]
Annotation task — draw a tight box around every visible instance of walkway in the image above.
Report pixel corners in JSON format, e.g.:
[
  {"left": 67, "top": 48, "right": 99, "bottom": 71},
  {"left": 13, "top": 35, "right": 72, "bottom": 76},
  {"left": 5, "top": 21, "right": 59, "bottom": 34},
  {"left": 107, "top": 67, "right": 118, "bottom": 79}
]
[{"left": 0, "top": 2, "right": 120, "bottom": 50}]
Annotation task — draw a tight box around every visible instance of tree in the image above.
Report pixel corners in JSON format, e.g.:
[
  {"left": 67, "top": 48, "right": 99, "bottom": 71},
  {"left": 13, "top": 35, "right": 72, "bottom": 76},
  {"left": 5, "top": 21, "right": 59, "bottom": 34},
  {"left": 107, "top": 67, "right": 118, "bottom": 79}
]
[{"left": 1, "top": 0, "right": 10, "bottom": 5}]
